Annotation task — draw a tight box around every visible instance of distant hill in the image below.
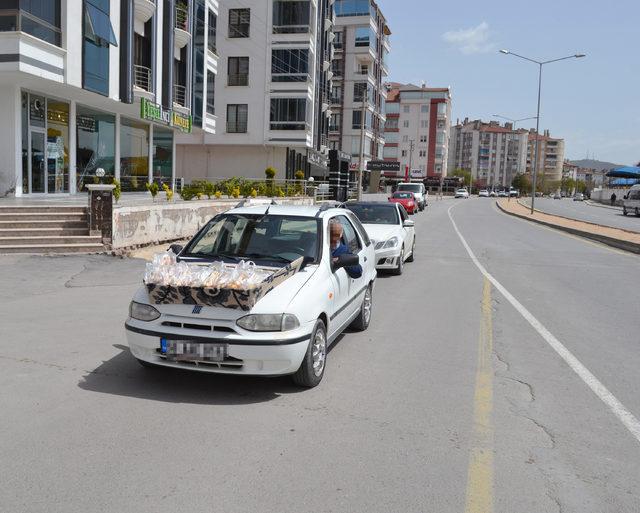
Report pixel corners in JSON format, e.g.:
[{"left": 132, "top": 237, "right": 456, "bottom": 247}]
[{"left": 569, "top": 159, "right": 625, "bottom": 171}]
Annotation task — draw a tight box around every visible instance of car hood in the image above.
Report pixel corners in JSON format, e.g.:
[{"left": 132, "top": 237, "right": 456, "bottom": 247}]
[{"left": 363, "top": 224, "right": 400, "bottom": 244}]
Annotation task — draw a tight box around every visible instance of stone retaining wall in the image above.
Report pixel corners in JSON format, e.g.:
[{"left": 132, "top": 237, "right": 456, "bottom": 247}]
[{"left": 111, "top": 197, "right": 314, "bottom": 249}]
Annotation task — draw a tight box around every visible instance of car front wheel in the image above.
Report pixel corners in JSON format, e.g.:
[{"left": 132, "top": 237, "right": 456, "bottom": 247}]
[
  {"left": 351, "top": 284, "right": 373, "bottom": 331},
  {"left": 292, "top": 319, "right": 327, "bottom": 388},
  {"left": 393, "top": 247, "right": 404, "bottom": 275},
  {"left": 407, "top": 239, "right": 415, "bottom": 262}
]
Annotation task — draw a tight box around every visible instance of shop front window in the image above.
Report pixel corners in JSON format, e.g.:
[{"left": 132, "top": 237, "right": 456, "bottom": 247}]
[
  {"left": 153, "top": 128, "right": 173, "bottom": 185},
  {"left": 46, "top": 100, "right": 70, "bottom": 193},
  {"left": 76, "top": 106, "right": 115, "bottom": 192},
  {"left": 120, "top": 118, "right": 149, "bottom": 192}
]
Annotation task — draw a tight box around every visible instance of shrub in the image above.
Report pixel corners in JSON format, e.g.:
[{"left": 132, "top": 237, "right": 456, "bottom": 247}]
[
  {"left": 146, "top": 182, "right": 159, "bottom": 200},
  {"left": 112, "top": 179, "right": 121, "bottom": 203},
  {"left": 294, "top": 170, "right": 305, "bottom": 181},
  {"left": 180, "top": 185, "right": 195, "bottom": 201},
  {"left": 250, "top": 188, "right": 258, "bottom": 198},
  {"left": 232, "top": 187, "right": 241, "bottom": 198},
  {"left": 215, "top": 190, "right": 222, "bottom": 199},
  {"left": 265, "top": 167, "right": 277, "bottom": 179},
  {"left": 203, "top": 181, "right": 216, "bottom": 199},
  {"left": 162, "top": 183, "right": 174, "bottom": 202}
]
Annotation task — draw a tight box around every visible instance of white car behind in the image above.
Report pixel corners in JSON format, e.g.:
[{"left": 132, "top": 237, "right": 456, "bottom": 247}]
[
  {"left": 346, "top": 202, "right": 415, "bottom": 275},
  {"left": 455, "top": 189, "right": 469, "bottom": 199},
  {"left": 396, "top": 182, "right": 427, "bottom": 210},
  {"left": 125, "top": 205, "right": 377, "bottom": 388}
]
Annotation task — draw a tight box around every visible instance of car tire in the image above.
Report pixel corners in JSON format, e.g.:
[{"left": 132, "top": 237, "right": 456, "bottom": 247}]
[
  {"left": 623, "top": 207, "right": 627, "bottom": 216},
  {"left": 351, "top": 284, "right": 373, "bottom": 331},
  {"left": 292, "top": 319, "right": 327, "bottom": 388},
  {"left": 636, "top": 208, "right": 640, "bottom": 217},
  {"left": 393, "top": 247, "right": 404, "bottom": 275},
  {"left": 136, "top": 358, "right": 160, "bottom": 369},
  {"left": 407, "top": 239, "right": 415, "bottom": 262}
]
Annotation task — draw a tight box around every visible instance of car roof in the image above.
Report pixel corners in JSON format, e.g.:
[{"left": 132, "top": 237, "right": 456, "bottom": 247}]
[
  {"left": 346, "top": 201, "right": 396, "bottom": 206},
  {"left": 224, "top": 204, "right": 349, "bottom": 219}
]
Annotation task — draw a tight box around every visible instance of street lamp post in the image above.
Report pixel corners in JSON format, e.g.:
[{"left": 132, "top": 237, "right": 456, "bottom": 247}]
[{"left": 499, "top": 50, "right": 585, "bottom": 214}]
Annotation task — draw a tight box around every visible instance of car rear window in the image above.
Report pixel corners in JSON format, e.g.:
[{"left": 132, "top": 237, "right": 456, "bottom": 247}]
[
  {"left": 346, "top": 204, "right": 399, "bottom": 225},
  {"left": 393, "top": 192, "right": 413, "bottom": 199},
  {"left": 398, "top": 184, "right": 422, "bottom": 193}
]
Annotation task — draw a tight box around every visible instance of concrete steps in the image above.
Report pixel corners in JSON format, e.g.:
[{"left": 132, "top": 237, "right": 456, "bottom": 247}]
[{"left": 0, "top": 205, "right": 105, "bottom": 254}]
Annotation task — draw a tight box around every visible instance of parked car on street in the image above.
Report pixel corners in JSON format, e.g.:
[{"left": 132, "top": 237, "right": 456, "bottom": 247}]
[
  {"left": 389, "top": 191, "right": 418, "bottom": 214},
  {"left": 622, "top": 184, "right": 640, "bottom": 216},
  {"left": 509, "top": 188, "right": 519, "bottom": 197},
  {"left": 346, "top": 202, "right": 415, "bottom": 275},
  {"left": 573, "top": 193, "right": 585, "bottom": 201},
  {"left": 125, "top": 205, "right": 377, "bottom": 388},
  {"left": 553, "top": 192, "right": 562, "bottom": 199},
  {"left": 455, "top": 189, "right": 469, "bottom": 199},
  {"left": 478, "top": 189, "right": 489, "bottom": 197},
  {"left": 396, "top": 182, "right": 427, "bottom": 210},
  {"left": 497, "top": 190, "right": 508, "bottom": 197},
  {"left": 489, "top": 190, "right": 497, "bottom": 197}
]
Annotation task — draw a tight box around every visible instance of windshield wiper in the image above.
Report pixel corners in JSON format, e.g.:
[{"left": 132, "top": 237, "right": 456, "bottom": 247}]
[
  {"left": 183, "top": 251, "right": 240, "bottom": 261},
  {"left": 241, "top": 253, "right": 293, "bottom": 263}
]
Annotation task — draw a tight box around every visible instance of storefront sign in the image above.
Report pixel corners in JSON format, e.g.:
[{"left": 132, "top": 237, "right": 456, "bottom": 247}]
[
  {"left": 140, "top": 98, "right": 192, "bottom": 134},
  {"left": 410, "top": 169, "right": 423, "bottom": 178},
  {"left": 366, "top": 160, "right": 400, "bottom": 172}
]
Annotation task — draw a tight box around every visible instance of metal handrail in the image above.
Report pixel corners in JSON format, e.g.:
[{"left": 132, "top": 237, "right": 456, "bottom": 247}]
[
  {"left": 272, "top": 24, "right": 310, "bottom": 34},
  {"left": 173, "top": 84, "right": 187, "bottom": 106},
  {"left": 133, "top": 64, "right": 152, "bottom": 92},
  {"left": 175, "top": 4, "right": 188, "bottom": 31}
]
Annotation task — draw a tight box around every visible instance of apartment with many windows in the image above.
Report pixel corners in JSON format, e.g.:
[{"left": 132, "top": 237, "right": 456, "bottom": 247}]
[
  {"left": 328, "top": 0, "right": 390, "bottom": 173},
  {"left": 448, "top": 119, "right": 528, "bottom": 189},
  {"left": 0, "top": 0, "right": 218, "bottom": 196},
  {"left": 526, "top": 129, "right": 565, "bottom": 186},
  {"left": 176, "top": 0, "right": 334, "bottom": 180},
  {"left": 382, "top": 82, "right": 451, "bottom": 181}
]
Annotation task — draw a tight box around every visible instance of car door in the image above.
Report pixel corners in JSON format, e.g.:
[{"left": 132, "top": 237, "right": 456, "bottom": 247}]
[
  {"left": 337, "top": 214, "right": 369, "bottom": 311},
  {"left": 397, "top": 205, "right": 414, "bottom": 255},
  {"left": 326, "top": 216, "right": 354, "bottom": 337}
]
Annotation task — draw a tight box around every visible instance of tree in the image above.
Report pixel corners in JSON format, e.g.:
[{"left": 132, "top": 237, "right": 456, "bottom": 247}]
[
  {"left": 452, "top": 168, "right": 472, "bottom": 189},
  {"left": 511, "top": 174, "right": 530, "bottom": 193}
]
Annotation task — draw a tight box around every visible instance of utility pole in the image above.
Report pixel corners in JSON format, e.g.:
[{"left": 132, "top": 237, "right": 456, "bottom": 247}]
[
  {"left": 408, "top": 139, "right": 415, "bottom": 180},
  {"left": 357, "top": 87, "right": 367, "bottom": 201}
]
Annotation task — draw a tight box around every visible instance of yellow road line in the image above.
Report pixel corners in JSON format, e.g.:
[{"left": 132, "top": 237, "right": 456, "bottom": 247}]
[{"left": 464, "top": 277, "right": 494, "bottom": 513}]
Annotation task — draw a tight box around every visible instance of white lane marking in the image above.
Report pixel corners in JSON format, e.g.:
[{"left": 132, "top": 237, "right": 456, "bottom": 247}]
[{"left": 448, "top": 202, "right": 640, "bottom": 444}]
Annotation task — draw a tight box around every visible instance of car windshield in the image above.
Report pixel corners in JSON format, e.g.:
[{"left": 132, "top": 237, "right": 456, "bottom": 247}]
[
  {"left": 398, "top": 184, "right": 422, "bottom": 193},
  {"left": 393, "top": 192, "right": 413, "bottom": 199},
  {"left": 457, "top": 189, "right": 467, "bottom": 193},
  {"left": 182, "top": 214, "right": 321, "bottom": 263},
  {"left": 346, "top": 204, "right": 399, "bottom": 225}
]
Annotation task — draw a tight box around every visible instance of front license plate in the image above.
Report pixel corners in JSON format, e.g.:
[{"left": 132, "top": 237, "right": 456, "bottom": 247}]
[{"left": 165, "top": 340, "right": 228, "bottom": 362}]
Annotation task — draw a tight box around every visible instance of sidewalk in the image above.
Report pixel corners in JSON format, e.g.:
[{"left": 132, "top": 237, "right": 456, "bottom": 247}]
[
  {"left": 497, "top": 199, "right": 640, "bottom": 254},
  {"left": 585, "top": 199, "right": 623, "bottom": 211}
]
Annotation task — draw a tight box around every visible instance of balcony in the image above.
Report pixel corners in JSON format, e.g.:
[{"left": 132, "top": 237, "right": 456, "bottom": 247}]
[
  {"left": 273, "top": 24, "right": 310, "bottom": 34},
  {"left": 134, "top": 0, "right": 156, "bottom": 23},
  {"left": 133, "top": 64, "right": 152, "bottom": 93},
  {"left": 173, "top": 84, "right": 187, "bottom": 107},
  {"left": 174, "top": 4, "right": 190, "bottom": 48}
]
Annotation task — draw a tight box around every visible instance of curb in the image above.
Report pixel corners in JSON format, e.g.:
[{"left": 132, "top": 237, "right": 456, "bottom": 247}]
[
  {"left": 496, "top": 201, "right": 640, "bottom": 255},
  {"left": 584, "top": 200, "right": 623, "bottom": 211}
]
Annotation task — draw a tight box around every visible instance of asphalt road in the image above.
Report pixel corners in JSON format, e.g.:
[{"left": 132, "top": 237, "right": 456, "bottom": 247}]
[
  {"left": 521, "top": 197, "right": 640, "bottom": 233},
  {"left": 1, "top": 198, "right": 639, "bottom": 512}
]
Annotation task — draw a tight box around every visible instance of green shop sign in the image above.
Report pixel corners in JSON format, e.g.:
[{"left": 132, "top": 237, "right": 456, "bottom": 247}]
[{"left": 140, "top": 97, "right": 192, "bottom": 133}]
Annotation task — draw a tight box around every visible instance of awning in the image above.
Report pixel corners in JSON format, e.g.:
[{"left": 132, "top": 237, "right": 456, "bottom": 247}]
[
  {"left": 606, "top": 166, "right": 640, "bottom": 179},
  {"left": 610, "top": 178, "right": 639, "bottom": 186},
  {"left": 85, "top": 3, "right": 118, "bottom": 46}
]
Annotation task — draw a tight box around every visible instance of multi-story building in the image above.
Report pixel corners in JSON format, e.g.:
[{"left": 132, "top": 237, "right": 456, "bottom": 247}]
[
  {"left": 176, "top": 0, "right": 334, "bottom": 181},
  {"left": 526, "top": 129, "right": 565, "bottom": 186},
  {"left": 327, "top": 0, "right": 390, "bottom": 174},
  {"left": 383, "top": 83, "right": 451, "bottom": 181},
  {"left": 448, "top": 119, "right": 529, "bottom": 189},
  {"left": 0, "top": 0, "right": 217, "bottom": 196}
]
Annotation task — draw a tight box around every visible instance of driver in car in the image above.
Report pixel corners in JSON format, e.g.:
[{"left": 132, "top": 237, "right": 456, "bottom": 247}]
[{"left": 329, "top": 220, "right": 362, "bottom": 279}]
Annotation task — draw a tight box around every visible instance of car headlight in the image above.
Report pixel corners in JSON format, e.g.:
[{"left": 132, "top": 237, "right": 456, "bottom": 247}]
[
  {"left": 129, "top": 301, "right": 160, "bottom": 321},
  {"left": 374, "top": 240, "right": 384, "bottom": 250},
  {"left": 236, "top": 314, "right": 300, "bottom": 332},
  {"left": 382, "top": 236, "right": 399, "bottom": 249}
]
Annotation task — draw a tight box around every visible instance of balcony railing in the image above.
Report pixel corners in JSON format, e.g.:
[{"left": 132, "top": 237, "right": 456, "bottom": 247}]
[
  {"left": 173, "top": 84, "right": 187, "bottom": 107},
  {"left": 273, "top": 24, "right": 309, "bottom": 34},
  {"left": 133, "top": 64, "right": 152, "bottom": 92},
  {"left": 271, "top": 73, "right": 310, "bottom": 83},
  {"left": 175, "top": 4, "right": 188, "bottom": 31},
  {"left": 270, "top": 121, "right": 311, "bottom": 131}
]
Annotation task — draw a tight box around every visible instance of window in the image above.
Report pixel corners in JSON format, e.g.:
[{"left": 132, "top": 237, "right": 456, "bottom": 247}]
[
  {"left": 273, "top": 1, "right": 310, "bottom": 34},
  {"left": 403, "top": 105, "right": 410, "bottom": 113},
  {"left": 333, "top": 31, "right": 343, "bottom": 49},
  {"left": 384, "top": 132, "right": 398, "bottom": 144},
  {"left": 76, "top": 105, "right": 115, "bottom": 189},
  {"left": 403, "top": 120, "right": 409, "bottom": 128},
  {"left": 353, "top": 82, "right": 369, "bottom": 102},
  {"left": 120, "top": 118, "right": 149, "bottom": 192},
  {"left": 227, "top": 104, "right": 248, "bottom": 133},
  {"left": 206, "top": 71, "right": 215, "bottom": 115},
  {"left": 402, "top": 135, "right": 408, "bottom": 143},
  {"left": 352, "top": 110, "right": 372, "bottom": 129},
  {"left": 421, "top": 105, "right": 429, "bottom": 113},
  {"left": 331, "top": 59, "right": 342, "bottom": 76},
  {"left": 0, "top": 0, "right": 62, "bottom": 46},
  {"left": 421, "top": 120, "right": 428, "bottom": 128},
  {"left": 83, "top": 0, "right": 117, "bottom": 96},
  {"left": 207, "top": 10, "right": 217, "bottom": 53},
  {"left": 385, "top": 118, "right": 398, "bottom": 129},
  {"left": 383, "top": 146, "right": 398, "bottom": 158},
  {"left": 401, "top": 150, "right": 407, "bottom": 157},
  {"left": 228, "top": 57, "right": 249, "bottom": 86},
  {"left": 270, "top": 98, "right": 307, "bottom": 130},
  {"left": 329, "top": 113, "right": 341, "bottom": 131},
  {"left": 152, "top": 128, "right": 173, "bottom": 184},
  {"left": 330, "top": 85, "right": 341, "bottom": 103},
  {"left": 420, "top": 135, "right": 427, "bottom": 143},
  {"left": 354, "top": 26, "right": 370, "bottom": 47},
  {"left": 228, "top": 8, "right": 250, "bottom": 38},
  {"left": 419, "top": 150, "right": 426, "bottom": 157},
  {"left": 335, "top": 0, "right": 373, "bottom": 17},
  {"left": 334, "top": 216, "right": 362, "bottom": 253},
  {"left": 271, "top": 49, "right": 309, "bottom": 82}
]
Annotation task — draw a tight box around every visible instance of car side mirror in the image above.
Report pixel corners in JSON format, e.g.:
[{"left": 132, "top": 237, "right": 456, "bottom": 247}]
[
  {"left": 333, "top": 253, "right": 359, "bottom": 271},
  {"left": 403, "top": 219, "right": 415, "bottom": 228},
  {"left": 169, "top": 244, "right": 184, "bottom": 255}
]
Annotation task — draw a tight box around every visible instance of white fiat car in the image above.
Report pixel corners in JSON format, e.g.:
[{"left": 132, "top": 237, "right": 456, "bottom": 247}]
[
  {"left": 345, "top": 202, "right": 415, "bottom": 275},
  {"left": 125, "top": 204, "right": 377, "bottom": 387}
]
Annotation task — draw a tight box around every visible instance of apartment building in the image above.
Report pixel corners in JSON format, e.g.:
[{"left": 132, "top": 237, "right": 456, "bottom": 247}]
[
  {"left": 327, "top": 0, "right": 390, "bottom": 174},
  {"left": 526, "top": 129, "right": 565, "bottom": 186},
  {"left": 176, "top": 0, "right": 334, "bottom": 181},
  {"left": 448, "top": 119, "right": 528, "bottom": 189},
  {"left": 382, "top": 83, "right": 451, "bottom": 181},
  {"left": 0, "top": 0, "right": 217, "bottom": 196}
]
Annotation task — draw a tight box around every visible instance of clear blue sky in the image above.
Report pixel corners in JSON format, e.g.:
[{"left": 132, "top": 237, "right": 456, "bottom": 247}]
[{"left": 376, "top": 0, "right": 639, "bottom": 165}]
